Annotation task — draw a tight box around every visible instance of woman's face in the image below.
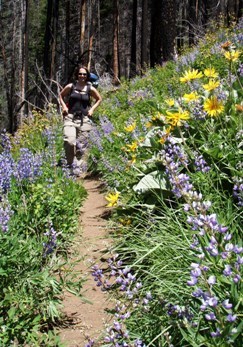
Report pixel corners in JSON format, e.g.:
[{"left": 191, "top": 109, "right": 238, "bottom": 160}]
[{"left": 78, "top": 68, "right": 87, "bottom": 81}]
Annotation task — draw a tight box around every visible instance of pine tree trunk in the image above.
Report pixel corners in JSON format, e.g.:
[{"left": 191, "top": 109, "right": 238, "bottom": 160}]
[
  {"left": 0, "top": 17, "right": 14, "bottom": 132},
  {"left": 80, "top": 0, "right": 86, "bottom": 57},
  {"left": 87, "top": 1, "right": 95, "bottom": 70},
  {"left": 43, "top": 0, "right": 52, "bottom": 78},
  {"left": 161, "top": 0, "right": 177, "bottom": 62},
  {"left": 112, "top": 0, "right": 119, "bottom": 85},
  {"left": 20, "top": 0, "right": 29, "bottom": 123},
  {"left": 141, "top": 0, "right": 149, "bottom": 71},
  {"left": 150, "top": 0, "right": 162, "bottom": 67},
  {"left": 50, "top": 0, "right": 59, "bottom": 82},
  {"left": 238, "top": 0, "right": 243, "bottom": 18},
  {"left": 64, "top": 0, "right": 70, "bottom": 81},
  {"left": 130, "top": 0, "right": 137, "bottom": 77}
]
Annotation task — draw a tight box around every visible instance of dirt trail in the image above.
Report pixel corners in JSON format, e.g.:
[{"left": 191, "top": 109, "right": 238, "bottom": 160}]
[{"left": 58, "top": 177, "right": 113, "bottom": 347}]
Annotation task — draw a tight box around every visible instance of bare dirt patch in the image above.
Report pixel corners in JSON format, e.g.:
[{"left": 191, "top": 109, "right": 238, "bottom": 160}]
[{"left": 58, "top": 177, "right": 114, "bottom": 347}]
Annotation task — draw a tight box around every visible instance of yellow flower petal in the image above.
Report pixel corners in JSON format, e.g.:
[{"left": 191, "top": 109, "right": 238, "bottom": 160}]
[
  {"left": 165, "top": 98, "right": 175, "bottom": 106},
  {"left": 126, "top": 141, "right": 138, "bottom": 152},
  {"left": 166, "top": 109, "right": 190, "bottom": 126},
  {"left": 124, "top": 122, "right": 136, "bottom": 132},
  {"left": 224, "top": 50, "right": 241, "bottom": 62},
  {"left": 204, "top": 67, "right": 219, "bottom": 78},
  {"left": 203, "top": 79, "right": 220, "bottom": 91},
  {"left": 180, "top": 69, "right": 203, "bottom": 83},
  {"left": 183, "top": 92, "right": 199, "bottom": 102},
  {"left": 105, "top": 192, "right": 120, "bottom": 207},
  {"left": 203, "top": 96, "right": 224, "bottom": 116}
]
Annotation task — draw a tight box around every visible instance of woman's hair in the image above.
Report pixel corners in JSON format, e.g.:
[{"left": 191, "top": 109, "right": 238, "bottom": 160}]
[{"left": 74, "top": 65, "right": 90, "bottom": 81}]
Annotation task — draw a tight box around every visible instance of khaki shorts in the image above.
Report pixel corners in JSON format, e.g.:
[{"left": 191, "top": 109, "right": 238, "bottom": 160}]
[{"left": 63, "top": 114, "right": 93, "bottom": 145}]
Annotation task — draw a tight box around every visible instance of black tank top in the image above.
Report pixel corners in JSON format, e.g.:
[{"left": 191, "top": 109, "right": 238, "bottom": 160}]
[{"left": 68, "top": 83, "right": 91, "bottom": 114}]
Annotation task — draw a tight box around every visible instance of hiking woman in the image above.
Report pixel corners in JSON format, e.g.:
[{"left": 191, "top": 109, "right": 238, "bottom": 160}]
[{"left": 59, "top": 66, "right": 102, "bottom": 173}]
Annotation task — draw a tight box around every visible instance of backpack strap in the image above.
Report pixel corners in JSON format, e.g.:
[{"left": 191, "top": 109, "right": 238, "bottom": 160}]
[
  {"left": 87, "top": 83, "right": 91, "bottom": 106},
  {"left": 87, "top": 83, "right": 91, "bottom": 95},
  {"left": 70, "top": 82, "right": 75, "bottom": 93}
]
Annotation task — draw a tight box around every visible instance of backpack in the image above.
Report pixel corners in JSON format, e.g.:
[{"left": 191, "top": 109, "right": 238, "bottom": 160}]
[{"left": 89, "top": 72, "right": 99, "bottom": 88}]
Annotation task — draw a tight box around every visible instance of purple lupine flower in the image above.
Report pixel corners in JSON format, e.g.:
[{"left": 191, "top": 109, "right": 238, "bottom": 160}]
[
  {"left": 99, "top": 116, "right": 115, "bottom": 140},
  {"left": 205, "top": 312, "right": 216, "bottom": 321},
  {"left": 192, "top": 288, "right": 204, "bottom": 298},
  {"left": 207, "top": 275, "right": 216, "bottom": 285},
  {"left": 113, "top": 321, "right": 122, "bottom": 331},
  {"left": 223, "top": 265, "right": 232, "bottom": 276},
  {"left": 135, "top": 282, "right": 143, "bottom": 289},
  {"left": 226, "top": 314, "right": 237, "bottom": 322},
  {"left": 43, "top": 224, "right": 59, "bottom": 257},
  {"left": 225, "top": 243, "right": 234, "bottom": 252},
  {"left": 234, "top": 246, "right": 243, "bottom": 254},
  {"left": 187, "top": 276, "right": 198, "bottom": 286},
  {"left": 210, "top": 328, "right": 221, "bottom": 337},
  {"left": 190, "top": 266, "right": 202, "bottom": 278},
  {"left": 85, "top": 339, "right": 94, "bottom": 347},
  {"left": 222, "top": 299, "right": 233, "bottom": 309},
  {"left": 208, "top": 297, "right": 218, "bottom": 307},
  {"left": 233, "top": 178, "right": 243, "bottom": 207},
  {"left": 91, "top": 264, "right": 111, "bottom": 289},
  {"left": 233, "top": 274, "right": 241, "bottom": 283},
  {"left": 237, "top": 63, "right": 243, "bottom": 77},
  {"left": 15, "top": 148, "right": 43, "bottom": 181},
  {"left": 146, "top": 292, "right": 152, "bottom": 300},
  {"left": 192, "top": 103, "right": 207, "bottom": 120},
  {"left": 89, "top": 127, "right": 103, "bottom": 151},
  {"left": 0, "top": 151, "right": 15, "bottom": 193},
  {"left": 0, "top": 196, "right": 13, "bottom": 232},
  {"left": 134, "top": 339, "right": 146, "bottom": 347},
  {"left": 194, "top": 154, "right": 210, "bottom": 172},
  {"left": 101, "top": 157, "right": 116, "bottom": 172},
  {"left": 224, "top": 233, "right": 232, "bottom": 241},
  {"left": 205, "top": 243, "right": 219, "bottom": 257}
]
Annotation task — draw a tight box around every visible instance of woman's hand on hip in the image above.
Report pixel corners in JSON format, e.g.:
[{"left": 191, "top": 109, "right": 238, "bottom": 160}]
[{"left": 62, "top": 106, "right": 68, "bottom": 118}]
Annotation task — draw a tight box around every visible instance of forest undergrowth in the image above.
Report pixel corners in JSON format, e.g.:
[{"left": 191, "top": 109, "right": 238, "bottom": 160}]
[{"left": 0, "top": 20, "right": 242, "bottom": 347}]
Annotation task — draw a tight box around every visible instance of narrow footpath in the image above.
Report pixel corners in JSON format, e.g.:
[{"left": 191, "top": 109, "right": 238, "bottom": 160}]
[{"left": 58, "top": 177, "right": 113, "bottom": 347}]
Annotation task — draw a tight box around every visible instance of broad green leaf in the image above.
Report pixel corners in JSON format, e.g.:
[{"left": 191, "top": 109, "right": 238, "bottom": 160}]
[{"left": 133, "top": 170, "right": 168, "bottom": 193}]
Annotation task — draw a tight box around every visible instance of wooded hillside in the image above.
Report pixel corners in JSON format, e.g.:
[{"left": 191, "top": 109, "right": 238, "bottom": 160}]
[{"left": 0, "top": 0, "right": 242, "bottom": 132}]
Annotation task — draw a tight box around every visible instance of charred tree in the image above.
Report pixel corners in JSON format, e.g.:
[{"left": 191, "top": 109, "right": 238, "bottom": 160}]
[{"left": 150, "top": 0, "right": 162, "bottom": 67}]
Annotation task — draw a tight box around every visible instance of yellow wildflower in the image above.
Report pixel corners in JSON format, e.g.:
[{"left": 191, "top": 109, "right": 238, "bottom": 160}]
[
  {"left": 126, "top": 141, "right": 138, "bottom": 152},
  {"left": 166, "top": 109, "right": 190, "bottom": 126},
  {"left": 183, "top": 92, "right": 199, "bottom": 103},
  {"left": 204, "top": 67, "right": 219, "bottom": 78},
  {"left": 203, "top": 79, "right": 220, "bottom": 91},
  {"left": 124, "top": 122, "right": 136, "bottom": 132},
  {"left": 203, "top": 96, "right": 224, "bottom": 116},
  {"left": 180, "top": 69, "right": 203, "bottom": 83},
  {"left": 165, "top": 98, "right": 175, "bottom": 107},
  {"left": 105, "top": 191, "right": 120, "bottom": 207},
  {"left": 145, "top": 122, "right": 152, "bottom": 128},
  {"left": 128, "top": 154, "right": 137, "bottom": 165},
  {"left": 224, "top": 50, "right": 241, "bottom": 62}
]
